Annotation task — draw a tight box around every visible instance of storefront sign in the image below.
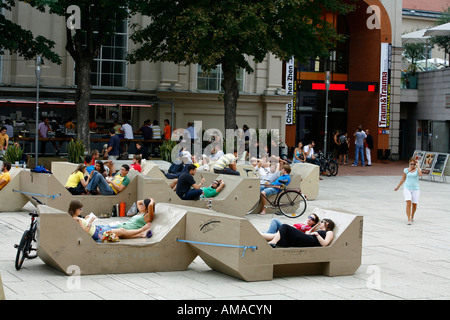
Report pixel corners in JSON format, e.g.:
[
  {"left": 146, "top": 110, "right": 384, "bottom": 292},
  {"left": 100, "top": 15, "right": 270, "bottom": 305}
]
[
  {"left": 378, "top": 43, "right": 391, "bottom": 128},
  {"left": 285, "top": 56, "right": 295, "bottom": 125}
]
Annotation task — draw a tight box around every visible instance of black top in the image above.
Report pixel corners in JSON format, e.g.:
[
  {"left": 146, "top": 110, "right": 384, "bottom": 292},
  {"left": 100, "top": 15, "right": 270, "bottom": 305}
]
[
  {"left": 176, "top": 171, "right": 196, "bottom": 196},
  {"left": 278, "top": 225, "right": 328, "bottom": 248}
]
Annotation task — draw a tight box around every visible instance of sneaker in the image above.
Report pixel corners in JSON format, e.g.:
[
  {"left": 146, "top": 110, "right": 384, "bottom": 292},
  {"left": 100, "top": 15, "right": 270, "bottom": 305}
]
[{"left": 351, "top": 164, "right": 357, "bottom": 167}]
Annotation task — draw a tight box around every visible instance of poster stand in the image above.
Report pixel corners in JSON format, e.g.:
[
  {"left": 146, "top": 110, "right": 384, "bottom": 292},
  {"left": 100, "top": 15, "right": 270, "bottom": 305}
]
[
  {"left": 430, "top": 153, "right": 448, "bottom": 183},
  {"left": 413, "top": 150, "right": 449, "bottom": 183}
]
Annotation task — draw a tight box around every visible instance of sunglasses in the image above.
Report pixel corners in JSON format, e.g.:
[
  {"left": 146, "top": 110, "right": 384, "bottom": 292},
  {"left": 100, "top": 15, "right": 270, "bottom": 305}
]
[{"left": 308, "top": 215, "right": 318, "bottom": 223}]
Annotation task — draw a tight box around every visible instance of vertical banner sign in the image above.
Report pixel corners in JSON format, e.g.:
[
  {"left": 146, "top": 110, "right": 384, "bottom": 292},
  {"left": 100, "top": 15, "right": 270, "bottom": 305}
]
[
  {"left": 285, "top": 56, "right": 295, "bottom": 125},
  {"left": 378, "top": 43, "right": 391, "bottom": 127}
]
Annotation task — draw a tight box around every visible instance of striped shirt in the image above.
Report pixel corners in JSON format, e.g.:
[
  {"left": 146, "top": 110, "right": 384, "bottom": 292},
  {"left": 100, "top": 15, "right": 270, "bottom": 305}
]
[
  {"left": 213, "top": 154, "right": 236, "bottom": 170},
  {"left": 151, "top": 125, "right": 162, "bottom": 139}
]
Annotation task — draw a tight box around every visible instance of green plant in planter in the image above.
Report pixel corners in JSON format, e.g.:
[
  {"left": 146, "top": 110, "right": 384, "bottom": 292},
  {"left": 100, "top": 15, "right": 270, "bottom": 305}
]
[
  {"left": 159, "top": 140, "right": 177, "bottom": 162},
  {"left": 67, "top": 139, "right": 85, "bottom": 163},
  {"left": 2, "top": 143, "right": 23, "bottom": 163}
]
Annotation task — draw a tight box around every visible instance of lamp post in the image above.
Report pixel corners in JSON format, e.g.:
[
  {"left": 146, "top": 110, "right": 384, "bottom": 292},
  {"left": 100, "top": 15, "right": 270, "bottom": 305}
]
[
  {"left": 35, "top": 56, "right": 42, "bottom": 167},
  {"left": 323, "top": 71, "right": 330, "bottom": 157}
]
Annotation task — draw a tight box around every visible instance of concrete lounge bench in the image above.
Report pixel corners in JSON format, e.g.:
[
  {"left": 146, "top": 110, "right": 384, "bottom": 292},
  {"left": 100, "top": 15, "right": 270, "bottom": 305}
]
[
  {"left": 0, "top": 167, "right": 29, "bottom": 212},
  {"left": 17, "top": 170, "right": 139, "bottom": 215},
  {"left": 37, "top": 203, "right": 199, "bottom": 275},
  {"left": 184, "top": 208, "right": 363, "bottom": 281},
  {"left": 138, "top": 173, "right": 260, "bottom": 217}
]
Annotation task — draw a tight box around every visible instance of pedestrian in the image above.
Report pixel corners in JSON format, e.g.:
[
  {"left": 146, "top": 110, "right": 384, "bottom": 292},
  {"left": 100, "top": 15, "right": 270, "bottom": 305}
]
[
  {"left": 365, "top": 129, "right": 373, "bottom": 166},
  {"left": 104, "top": 127, "right": 120, "bottom": 160},
  {"left": 352, "top": 125, "right": 366, "bottom": 167},
  {"left": 394, "top": 157, "right": 422, "bottom": 225}
]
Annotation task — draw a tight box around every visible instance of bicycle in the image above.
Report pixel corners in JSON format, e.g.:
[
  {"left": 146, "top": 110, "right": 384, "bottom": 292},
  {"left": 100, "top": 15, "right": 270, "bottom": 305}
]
[
  {"left": 247, "top": 179, "right": 307, "bottom": 218},
  {"left": 14, "top": 197, "right": 42, "bottom": 270},
  {"left": 317, "top": 151, "right": 339, "bottom": 177}
]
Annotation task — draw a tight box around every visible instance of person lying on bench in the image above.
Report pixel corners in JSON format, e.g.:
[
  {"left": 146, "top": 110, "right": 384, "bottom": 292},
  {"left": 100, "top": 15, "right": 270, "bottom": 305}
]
[
  {"left": 259, "top": 164, "right": 291, "bottom": 215},
  {"left": 112, "top": 198, "right": 156, "bottom": 231},
  {"left": 263, "top": 213, "right": 320, "bottom": 234},
  {"left": 86, "top": 164, "right": 130, "bottom": 195},
  {"left": 176, "top": 164, "right": 205, "bottom": 200},
  {"left": 0, "top": 161, "right": 11, "bottom": 191},
  {"left": 263, "top": 218, "right": 335, "bottom": 248},
  {"left": 68, "top": 200, "right": 152, "bottom": 241},
  {"left": 202, "top": 179, "right": 226, "bottom": 198}
]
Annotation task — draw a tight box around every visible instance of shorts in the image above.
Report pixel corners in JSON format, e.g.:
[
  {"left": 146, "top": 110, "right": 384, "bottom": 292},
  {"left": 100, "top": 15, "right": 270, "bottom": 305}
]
[
  {"left": 403, "top": 188, "right": 420, "bottom": 204},
  {"left": 92, "top": 225, "right": 114, "bottom": 241},
  {"left": 261, "top": 187, "right": 279, "bottom": 197}
]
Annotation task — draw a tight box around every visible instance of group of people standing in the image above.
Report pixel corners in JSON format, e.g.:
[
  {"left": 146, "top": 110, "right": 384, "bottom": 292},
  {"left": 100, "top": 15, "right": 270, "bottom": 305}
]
[{"left": 331, "top": 125, "right": 374, "bottom": 167}]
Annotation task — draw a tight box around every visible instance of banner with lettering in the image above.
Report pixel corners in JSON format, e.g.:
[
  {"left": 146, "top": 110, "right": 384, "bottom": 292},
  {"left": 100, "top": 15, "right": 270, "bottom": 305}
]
[
  {"left": 378, "top": 43, "right": 391, "bottom": 128},
  {"left": 285, "top": 56, "right": 295, "bottom": 125}
]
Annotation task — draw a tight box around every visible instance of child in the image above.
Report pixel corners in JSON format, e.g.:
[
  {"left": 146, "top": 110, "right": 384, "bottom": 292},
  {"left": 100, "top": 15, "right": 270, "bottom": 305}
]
[{"left": 130, "top": 154, "right": 142, "bottom": 172}]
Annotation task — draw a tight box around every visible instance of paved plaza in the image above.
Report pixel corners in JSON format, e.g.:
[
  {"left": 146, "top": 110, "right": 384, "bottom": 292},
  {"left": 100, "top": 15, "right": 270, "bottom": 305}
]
[{"left": 1, "top": 160, "right": 450, "bottom": 300}]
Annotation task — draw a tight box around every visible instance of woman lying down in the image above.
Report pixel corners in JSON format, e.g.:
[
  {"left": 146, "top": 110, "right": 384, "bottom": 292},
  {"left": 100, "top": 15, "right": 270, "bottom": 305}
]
[
  {"left": 68, "top": 200, "right": 152, "bottom": 242},
  {"left": 261, "top": 219, "right": 335, "bottom": 248}
]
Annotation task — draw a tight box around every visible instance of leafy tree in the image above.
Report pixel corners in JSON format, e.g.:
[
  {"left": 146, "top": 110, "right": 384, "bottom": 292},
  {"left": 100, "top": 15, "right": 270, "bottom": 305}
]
[
  {"left": 430, "top": 7, "right": 450, "bottom": 67},
  {"left": 128, "top": 0, "right": 356, "bottom": 130},
  {"left": 0, "top": 0, "right": 60, "bottom": 63},
  {"left": 30, "top": 0, "right": 132, "bottom": 151}
]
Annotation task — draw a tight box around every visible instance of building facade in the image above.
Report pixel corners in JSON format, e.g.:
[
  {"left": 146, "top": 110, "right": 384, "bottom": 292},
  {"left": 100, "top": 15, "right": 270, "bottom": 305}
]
[{"left": 0, "top": 1, "right": 403, "bottom": 161}]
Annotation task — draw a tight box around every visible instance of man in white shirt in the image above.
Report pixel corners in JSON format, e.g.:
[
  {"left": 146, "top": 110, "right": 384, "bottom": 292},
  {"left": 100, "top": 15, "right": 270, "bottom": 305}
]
[{"left": 121, "top": 120, "right": 134, "bottom": 153}]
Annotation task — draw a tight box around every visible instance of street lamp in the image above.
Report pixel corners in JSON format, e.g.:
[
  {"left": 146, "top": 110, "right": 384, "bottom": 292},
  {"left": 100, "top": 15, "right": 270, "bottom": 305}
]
[
  {"left": 35, "top": 56, "right": 42, "bottom": 167},
  {"left": 323, "top": 71, "right": 330, "bottom": 157}
]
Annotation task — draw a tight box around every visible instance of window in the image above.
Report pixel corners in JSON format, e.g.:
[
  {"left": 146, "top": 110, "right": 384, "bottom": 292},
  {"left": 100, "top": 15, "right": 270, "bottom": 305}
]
[
  {"left": 197, "top": 65, "right": 245, "bottom": 92},
  {"left": 91, "top": 19, "right": 128, "bottom": 87}
]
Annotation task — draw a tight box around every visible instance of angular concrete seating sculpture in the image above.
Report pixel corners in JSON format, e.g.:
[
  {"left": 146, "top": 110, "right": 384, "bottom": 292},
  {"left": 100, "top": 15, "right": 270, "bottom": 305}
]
[
  {"left": 37, "top": 203, "right": 198, "bottom": 275},
  {"left": 0, "top": 167, "right": 29, "bottom": 212},
  {"left": 290, "top": 163, "right": 319, "bottom": 200},
  {"left": 17, "top": 170, "right": 139, "bottom": 215},
  {"left": 138, "top": 173, "right": 260, "bottom": 217},
  {"left": 184, "top": 208, "right": 363, "bottom": 281}
]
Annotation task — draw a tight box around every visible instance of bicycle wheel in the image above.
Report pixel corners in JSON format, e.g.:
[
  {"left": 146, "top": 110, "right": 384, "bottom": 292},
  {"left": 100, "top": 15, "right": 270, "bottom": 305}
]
[
  {"left": 246, "top": 199, "right": 261, "bottom": 215},
  {"left": 277, "top": 190, "right": 307, "bottom": 218},
  {"left": 26, "top": 224, "right": 38, "bottom": 259},
  {"left": 15, "top": 230, "right": 31, "bottom": 270},
  {"left": 330, "top": 160, "right": 339, "bottom": 176},
  {"left": 326, "top": 160, "right": 338, "bottom": 176}
]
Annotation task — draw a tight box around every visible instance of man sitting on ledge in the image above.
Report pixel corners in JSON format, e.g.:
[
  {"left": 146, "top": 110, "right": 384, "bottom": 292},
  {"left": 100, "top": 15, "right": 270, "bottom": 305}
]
[{"left": 86, "top": 164, "right": 130, "bottom": 195}]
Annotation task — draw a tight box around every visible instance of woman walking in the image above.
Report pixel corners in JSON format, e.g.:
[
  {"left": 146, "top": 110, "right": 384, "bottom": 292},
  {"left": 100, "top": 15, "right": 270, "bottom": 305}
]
[{"left": 394, "top": 158, "right": 422, "bottom": 225}]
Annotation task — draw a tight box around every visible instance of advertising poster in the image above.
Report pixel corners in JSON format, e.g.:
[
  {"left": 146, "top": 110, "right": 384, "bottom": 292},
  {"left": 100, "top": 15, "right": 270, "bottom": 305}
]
[
  {"left": 285, "top": 56, "right": 295, "bottom": 125},
  {"left": 378, "top": 43, "right": 391, "bottom": 128},
  {"left": 413, "top": 150, "right": 425, "bottom": 168},
  {"left": 421, "top": 152, "right": 435, "bottom": 175},
  {"left": 431, "top": 154, "right": 448, "bottom": 177}
]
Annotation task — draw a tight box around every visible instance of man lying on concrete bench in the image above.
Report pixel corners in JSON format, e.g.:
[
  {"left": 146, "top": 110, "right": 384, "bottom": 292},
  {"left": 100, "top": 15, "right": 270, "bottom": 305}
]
[
  {"left": 85, "top": 164, "right": 130, "bottom": 195},
  {"left": 261, "top": 218, "right": 335, "bottom": 248}
]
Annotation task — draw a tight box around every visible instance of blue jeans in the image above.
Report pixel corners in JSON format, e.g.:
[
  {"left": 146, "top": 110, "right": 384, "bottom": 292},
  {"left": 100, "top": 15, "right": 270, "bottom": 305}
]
[
  {"left": 179, "top": 188, "right": 203, "bottom": 200},
  {"left": 354, "top": 144, "right": 365, "bottom": 166},
  {"left": 87, "top": 171, "right": 115, "bottom": 195},
  {"left": 265, "top": 218, "right": 282, "bottom": 233}
]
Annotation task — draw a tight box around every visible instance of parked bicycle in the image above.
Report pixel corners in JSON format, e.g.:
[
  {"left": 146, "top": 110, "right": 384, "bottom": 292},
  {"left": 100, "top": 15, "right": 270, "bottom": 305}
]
[
  {"left": 14, "top": 197, "right": 42, "bottom": 270},
  {"left": 247, "top": 179, "right": 307, "bottom": 218},
  {"left": 316, "top": 151, "right": 339, "bottom": 177}
]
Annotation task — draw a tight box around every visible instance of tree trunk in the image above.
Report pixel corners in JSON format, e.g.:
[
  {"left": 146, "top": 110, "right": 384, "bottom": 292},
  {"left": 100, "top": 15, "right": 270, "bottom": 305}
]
[
  {"left": 75, "top": 59, "right": 92, "bottom": 153},
  {"left": 221, "top": 58, "right": 240, "bottom": 130}
]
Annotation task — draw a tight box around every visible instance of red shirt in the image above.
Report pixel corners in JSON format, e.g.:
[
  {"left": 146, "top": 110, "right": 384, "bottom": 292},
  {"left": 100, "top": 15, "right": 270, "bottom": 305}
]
[{"left": 130, "top": 163, "right": 142, "bottom": 172}]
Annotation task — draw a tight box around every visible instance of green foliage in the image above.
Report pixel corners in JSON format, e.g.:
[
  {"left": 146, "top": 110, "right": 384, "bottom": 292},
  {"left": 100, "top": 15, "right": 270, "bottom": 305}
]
[
  {"left": 67, "top": 139, "right": 85, "bottom": 164},
  {"left": 128, "top": 0, "right": 356, "bottom": 129},
  {"left": 430, "top": 7, "right": 450, "bottom": 56},
  {"left": 2, "top": 144, "right": 23, "bottom": 163},
  {"left": 0, "top": 1, "right": 61, "bottom": 64},
  {"left": 128, "top": 0, "right": 356, "bottom": 71},
  {"left": 403, "top": 42, "right": 425, "bottom": 74},
  {"left": 159, "top": 140, "right": 177, "bottom": 162}
]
